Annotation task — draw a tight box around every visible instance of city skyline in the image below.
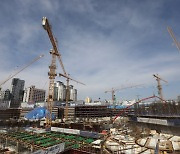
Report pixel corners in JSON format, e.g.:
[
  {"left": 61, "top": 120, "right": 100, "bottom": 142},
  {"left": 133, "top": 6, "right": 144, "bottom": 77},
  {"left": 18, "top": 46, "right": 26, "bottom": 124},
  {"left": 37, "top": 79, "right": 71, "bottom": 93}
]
[
  {"left": 1, "top": 78, "right": 78, "bottom": 103},
  {"left": 0, "top": 0, "right": 180, "bottom": 101}
]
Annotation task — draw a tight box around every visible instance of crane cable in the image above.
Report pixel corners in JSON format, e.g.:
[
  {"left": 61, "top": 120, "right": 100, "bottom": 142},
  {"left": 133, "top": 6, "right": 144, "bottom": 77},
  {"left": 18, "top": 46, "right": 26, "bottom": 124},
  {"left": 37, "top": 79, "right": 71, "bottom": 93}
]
[{"left": 0, "top": 54, "right": 44, "bottom": 87}]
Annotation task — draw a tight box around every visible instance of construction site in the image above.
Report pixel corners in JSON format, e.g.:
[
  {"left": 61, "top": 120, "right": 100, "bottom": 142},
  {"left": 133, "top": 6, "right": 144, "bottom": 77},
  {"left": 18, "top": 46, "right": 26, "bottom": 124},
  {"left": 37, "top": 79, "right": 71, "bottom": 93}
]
[{"left": 1, "top": 0, "right": 180, "bottom": 151}]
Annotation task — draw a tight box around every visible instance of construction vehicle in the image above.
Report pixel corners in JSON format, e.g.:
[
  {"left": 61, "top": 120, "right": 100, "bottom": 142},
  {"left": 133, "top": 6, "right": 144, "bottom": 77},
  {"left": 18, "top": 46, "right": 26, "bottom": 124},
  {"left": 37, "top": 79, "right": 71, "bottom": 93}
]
[
  {"left": 153, "top": 74, "right": 168, "bottom": 102},
  {"left": 0, "top": 54, "right": 44, "bottom": 88},
  {"left": 167, "top": 26, "right": 180, "bottom": 53},
  {"left": 42, "top": 17, "right": 85, "bottom": 128}
]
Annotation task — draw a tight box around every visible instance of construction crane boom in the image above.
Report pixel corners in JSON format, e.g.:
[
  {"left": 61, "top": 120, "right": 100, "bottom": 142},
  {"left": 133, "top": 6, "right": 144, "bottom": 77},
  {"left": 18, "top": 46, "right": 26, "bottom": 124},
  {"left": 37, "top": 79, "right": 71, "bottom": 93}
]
[
  {"left": 153, "top": 74, "right": 168, "bottom": 101},
  {"left": 59, "top": 73, "right": 85, "bottom": 85},
  {"left": 167, "top": 26, "right": 180, "bottom": 52},
  {"left": 0, "top": 54, "right": 44, "bottom": 87},
  {"left": 153, "top": 74, "right": 168, "bottom": 83},
  {"left": 42, "top": 17, "right": 67, "bottom": 75},
  {"left": 105, "top": 84, "right": 143, "bottom": 104}
]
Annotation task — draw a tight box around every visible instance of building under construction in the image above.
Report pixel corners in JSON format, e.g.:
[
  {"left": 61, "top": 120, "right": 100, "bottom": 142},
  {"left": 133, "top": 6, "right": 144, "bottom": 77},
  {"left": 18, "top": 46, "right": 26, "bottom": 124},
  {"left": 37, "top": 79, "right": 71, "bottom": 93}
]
[{"left": 1, "top": 16, "right": 180, "bottom": 153}]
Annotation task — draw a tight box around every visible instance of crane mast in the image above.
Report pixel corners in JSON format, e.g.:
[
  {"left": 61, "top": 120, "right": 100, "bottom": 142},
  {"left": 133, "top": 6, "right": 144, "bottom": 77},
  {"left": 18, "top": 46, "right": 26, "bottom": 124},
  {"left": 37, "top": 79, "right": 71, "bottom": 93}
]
[
  {"left": 59, "top": 73, "right": 85, "bottom": 120},
  {"left": 46, "top": 50, "right": 57, "bottom": 128},
  {"left": 105, "top": 84, "right": 143, "bottom": 104},
  {"left": 153, "top": 74, "right": 168, "bottom": 102}
]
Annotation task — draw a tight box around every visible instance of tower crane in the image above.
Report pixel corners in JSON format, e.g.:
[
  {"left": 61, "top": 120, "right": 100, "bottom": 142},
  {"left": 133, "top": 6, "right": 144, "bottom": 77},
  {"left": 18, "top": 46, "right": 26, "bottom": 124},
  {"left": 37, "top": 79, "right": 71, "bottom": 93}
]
[
  {"left": 0, "top": 54, "right": 44, "bottom": 88},
  {"left": 105, "top": 84, "right": 143, "bottom": 104},
  {"left": 42, "top": 17, "right": 85, "bottom": 127},
  {"left": 59, "top": 73, "right": 85, "bottom": 120},
  {"left": 167, "top": 26, "right": 180, "bottom": 53},
  {"left": 153, "top": 74, "right": 168, "bottom": 102}
]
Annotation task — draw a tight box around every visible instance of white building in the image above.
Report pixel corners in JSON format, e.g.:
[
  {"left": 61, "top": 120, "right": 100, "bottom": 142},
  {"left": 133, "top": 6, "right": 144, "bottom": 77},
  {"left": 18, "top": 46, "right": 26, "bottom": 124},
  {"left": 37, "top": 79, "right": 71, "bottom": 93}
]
[
  {"left": 54, "top": 81, "right": 66, "bottom": 101},
  {"left": 54, "top": 81, "right": 77, "bottom": 101},
  {"left": 85, "top": 97, "right": 92, "bottom": 103},
  {"left": 70, "top": 89, "right": 77, "bottom": 101},
  {"left": 23, "top": 85, "right": 46, "bottom": 103}
]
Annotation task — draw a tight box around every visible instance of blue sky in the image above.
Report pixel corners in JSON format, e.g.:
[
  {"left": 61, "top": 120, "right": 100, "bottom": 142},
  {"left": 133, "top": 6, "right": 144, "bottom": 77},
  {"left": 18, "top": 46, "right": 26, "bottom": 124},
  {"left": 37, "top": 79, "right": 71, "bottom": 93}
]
[{"left": 0, "top": 0, "right": 180, "bottom": 101}]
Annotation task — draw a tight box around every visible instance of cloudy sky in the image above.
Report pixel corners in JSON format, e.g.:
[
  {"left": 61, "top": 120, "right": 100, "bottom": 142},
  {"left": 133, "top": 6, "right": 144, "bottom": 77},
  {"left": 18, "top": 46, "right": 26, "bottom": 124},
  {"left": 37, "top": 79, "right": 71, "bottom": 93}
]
[{"left": 0, "top": 0, "right": 180, "bottom": 101}]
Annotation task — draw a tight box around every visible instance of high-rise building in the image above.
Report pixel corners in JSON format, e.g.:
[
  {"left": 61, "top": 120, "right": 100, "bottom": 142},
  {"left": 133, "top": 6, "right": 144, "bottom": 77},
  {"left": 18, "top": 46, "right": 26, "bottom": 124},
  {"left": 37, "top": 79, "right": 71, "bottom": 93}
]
[
  {"left": 10, "top": 78, "right": 25, "bottom": 108},
  {"left": 4, "top": 89, "right": 11, "bottom": 100},
  {"left": 23, "top": 85, "right": 46, "bottom": 103},
  {"left": 0, "top": 89, "right": 11, "bottom": 109},
  {"left": 70, "top": 89, "right": 77, "bottom": 101},
  {"left": 54, "top": 81, "right": 77, "bottom": 101},
  {"left": 0, "top": 89, "right": 11, "bottom": 100},
  {"left": 54, "top": 81, "right": 66, "bottom": 101}
]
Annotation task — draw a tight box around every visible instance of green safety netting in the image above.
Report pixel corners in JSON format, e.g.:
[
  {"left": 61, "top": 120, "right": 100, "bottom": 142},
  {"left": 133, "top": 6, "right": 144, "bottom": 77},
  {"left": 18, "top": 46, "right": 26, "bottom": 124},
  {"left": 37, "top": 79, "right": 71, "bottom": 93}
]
[
  {"left": 48, "top": 133, "right": 59, "bottom": 137},
  {"left": 40, "top": 140, "right": 61, "bottom": 148},
  {"left": 35, "top": 138, "right": 53, "bottom": 144},
  {"left": 29, "top": 136, "right": 46, "bottom": 142},
  {"left": 59, "top": 134, "right": 66, "bottom": 138},
  {"left": 75, "top": 136, "right": 85, "bottom": 142},
  {"left": 43, "top": 132, "right": 53, "bottom": 135},
  {"left": 71, "top": 144, "right": 80, "bottom": 149},
  {"left": 22, "top": 136, "right": 37, "bottom": 140},
  {"left": 16, "top": 134, "right": 33, "bottom": 139},
  {"left": 9, "top": 133, "right": 24, "bottom": 137},
  {"left": 85, "top": 138, "right": 94, "bottom": 144},
  {"left": 64, "top": 135, "right": 75, "bottom": 140},
  {"left": 65, "top": 141, "right": 73, "bottom": 147},
  {"left": 2, "top": 130, "right": 95, "bottom": 151}
]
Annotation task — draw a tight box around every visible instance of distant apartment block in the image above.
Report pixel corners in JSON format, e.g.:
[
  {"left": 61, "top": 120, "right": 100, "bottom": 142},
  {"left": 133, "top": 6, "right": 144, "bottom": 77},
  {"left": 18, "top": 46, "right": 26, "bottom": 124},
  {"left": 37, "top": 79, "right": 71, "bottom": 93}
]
[
  {"left": 4, "top": 89, "right": 11, "bottom": 100},
  {"left": 70, "top": 86, "right": 77, "bottom": 101},
  {"left": 23, "top": 85, "right": 46, "bottom": 103},
  {"left": 54, "top": 81, "right": 66, "bottom": 101},
  {"left": 54, "top": 81, "right": 77, "bottom": 101},
  {"left": 0, "top": 89, "right": 11, "bottom": 100},
  {"left": 0, "top": 90, "right": 5, "bottom": 100}
]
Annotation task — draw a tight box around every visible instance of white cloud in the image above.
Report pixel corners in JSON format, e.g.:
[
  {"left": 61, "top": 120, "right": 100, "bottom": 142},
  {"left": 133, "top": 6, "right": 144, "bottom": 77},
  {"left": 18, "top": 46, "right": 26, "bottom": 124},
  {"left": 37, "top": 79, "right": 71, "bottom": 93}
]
[{"left": 0, "top": 0, "right": 180, "bottom": 101}]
